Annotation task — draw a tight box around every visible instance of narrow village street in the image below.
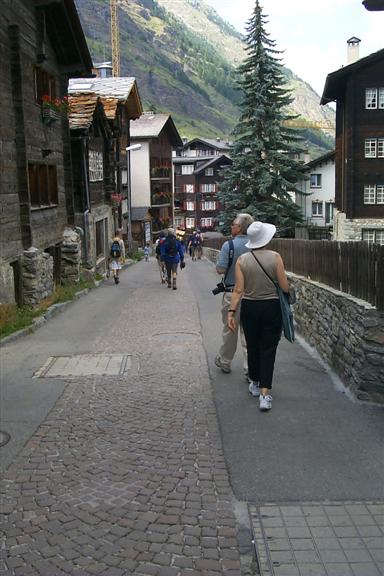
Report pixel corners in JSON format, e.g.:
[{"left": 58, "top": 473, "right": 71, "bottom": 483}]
[{"left": 1, "top": 256, "right": 383, "bottom": 576}]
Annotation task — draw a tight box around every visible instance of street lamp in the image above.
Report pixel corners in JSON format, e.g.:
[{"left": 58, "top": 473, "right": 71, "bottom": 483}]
[{"left": 126, "top": 143, "right": 142, "bottom": 254}]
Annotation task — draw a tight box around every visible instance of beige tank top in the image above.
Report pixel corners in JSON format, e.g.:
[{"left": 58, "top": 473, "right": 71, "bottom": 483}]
[{"left": 238, "top": 250, "right": 279, "bottom": 300}]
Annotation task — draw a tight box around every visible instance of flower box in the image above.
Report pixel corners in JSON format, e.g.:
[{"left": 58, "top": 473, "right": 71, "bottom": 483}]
[{"left": 42, "top": 107, "right": 61, "bottom": 125}]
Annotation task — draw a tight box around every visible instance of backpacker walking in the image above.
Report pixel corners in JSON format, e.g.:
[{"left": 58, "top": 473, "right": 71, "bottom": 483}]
[
  {"left": 188, "top": 231, "right": 203, "bottom": 261},
  {"left": 160, "top": 228, "right": 185, "bottom": 290},
  {"left": 155, "top": 232, "right": 167, "bottom": 283},
  {"left": 110, "top": 231, "right": 125, "bottom": 284}
]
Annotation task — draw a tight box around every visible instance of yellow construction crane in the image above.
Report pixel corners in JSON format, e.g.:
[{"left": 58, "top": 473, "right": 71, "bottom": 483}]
[{"left": 110, "top": 0, "right": 120, "bottom": 76}]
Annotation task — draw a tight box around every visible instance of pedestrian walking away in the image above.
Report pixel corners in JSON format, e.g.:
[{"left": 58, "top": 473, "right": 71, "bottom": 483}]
[
  {"left": 155, "top": 232, "right": 167, "bottom": 283},
  {"left": 143, "top": 243, "right": 150, "bottom": 262},
  {"left": 227, "top": 221, "right": 291, "bottom": 411},
  {"left": 160, "top": 228, "right": 185, "bottom": 290},
  {"left": 110, "top": 229, "right": 125, "bottom": 285},
  {"left": 214, "top": 213, "right": 254, "bottom": 376},
  {"left": 188, "top": 230, "right": 203, "bottom": 261}
]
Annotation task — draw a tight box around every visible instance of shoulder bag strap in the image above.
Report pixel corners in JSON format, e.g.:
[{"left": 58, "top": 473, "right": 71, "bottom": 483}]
[
  {"left": 250, "top": 251, "right": 278, "bottom": 289},
  {"left": 223, "top": 239, "right": 234, "bottom": 284}
]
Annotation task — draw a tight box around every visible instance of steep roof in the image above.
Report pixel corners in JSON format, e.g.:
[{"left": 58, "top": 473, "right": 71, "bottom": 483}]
[
  {"left": 68, "top": 94, "right": 99, "bottom": 129},
  {"left": 132, "top": 207, "right": 151, "bottom": 221},
  {"left": 304, "top": 150, "right": 335, "bottom": 169},
  {"left": 130, "top": 113, "right": 183, "bottom": 147},
  {"left": 321, "top": 48, "right": 384, "bottom": 104},
  {"left": 184, "top": 137, "right": 231, "bottom": 151},
  {"left": 43, "top": 0, "right": 93, "bottom": 73},
  {"left": 68, "top": 77, "right": 143, "bottom": 120},
  {"left": 193, "top": 155, "right": 232, "bottom": 174}
]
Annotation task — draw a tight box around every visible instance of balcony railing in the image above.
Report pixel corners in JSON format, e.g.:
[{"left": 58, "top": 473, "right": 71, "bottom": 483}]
[
  {"left": 151, "top": 167, "right": 172, "bottom": 179},
  {"left": 151, "top": 193, "right": 172, "bottom": 206}
]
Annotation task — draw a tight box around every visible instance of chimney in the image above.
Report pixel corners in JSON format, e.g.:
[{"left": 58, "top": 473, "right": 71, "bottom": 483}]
[{"left": 347, "top": 37, "right": 361, "bottom": 65}]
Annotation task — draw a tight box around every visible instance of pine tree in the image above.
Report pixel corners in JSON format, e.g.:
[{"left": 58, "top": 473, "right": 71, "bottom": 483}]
[{"left": 218, "top": 0, "right": 305, "bottom": 235}]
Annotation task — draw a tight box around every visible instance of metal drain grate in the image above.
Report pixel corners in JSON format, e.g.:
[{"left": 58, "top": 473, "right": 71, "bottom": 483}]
[{"left": 34, "top": 354, "right": 132, "bottom": 378}]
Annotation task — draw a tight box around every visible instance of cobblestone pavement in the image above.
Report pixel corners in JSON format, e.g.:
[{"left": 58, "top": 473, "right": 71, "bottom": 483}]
[{"left": 0, "top": 264, "right": 245, "bottom": 575}]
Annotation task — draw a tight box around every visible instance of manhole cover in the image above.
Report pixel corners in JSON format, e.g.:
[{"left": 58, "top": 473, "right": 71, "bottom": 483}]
[
  {"left": 0, "top": 431, "right": 11, "bottom": 447},
  {"left": 34, "top": 354, "right": 132, "bottom": 378}
]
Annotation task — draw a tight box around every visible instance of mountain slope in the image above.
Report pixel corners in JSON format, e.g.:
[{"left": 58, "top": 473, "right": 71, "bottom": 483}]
[{"left": 75, "top": 0, "right": 334, "bottom": 153}]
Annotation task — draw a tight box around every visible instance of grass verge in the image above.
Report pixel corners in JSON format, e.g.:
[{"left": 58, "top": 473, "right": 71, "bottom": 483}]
[{"left": 0, "top": 277, "right": 93, "bottom": 340}]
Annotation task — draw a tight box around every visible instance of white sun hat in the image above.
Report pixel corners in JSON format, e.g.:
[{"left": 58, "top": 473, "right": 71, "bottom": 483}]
[{"left": 245, "top": 221, "right": 276, "bottom": 249}]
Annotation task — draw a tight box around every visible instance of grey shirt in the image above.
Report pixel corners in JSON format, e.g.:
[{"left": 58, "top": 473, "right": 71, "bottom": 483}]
[{"left": 216, "top": 235, "right": 249, "bottom": 286}]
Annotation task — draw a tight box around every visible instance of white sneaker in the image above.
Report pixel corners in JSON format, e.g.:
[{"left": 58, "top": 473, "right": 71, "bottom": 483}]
[
  {"left": 248, "top": 381, "right": 260, "bottom": 397},
  {"left": 259, "top": 395, "right": 272, "bottom": 411}
]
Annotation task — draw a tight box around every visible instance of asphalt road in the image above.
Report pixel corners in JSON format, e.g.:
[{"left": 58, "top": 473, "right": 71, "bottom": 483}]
[{"left": 189, "top": 257, "right": 384, "bottom": 503}]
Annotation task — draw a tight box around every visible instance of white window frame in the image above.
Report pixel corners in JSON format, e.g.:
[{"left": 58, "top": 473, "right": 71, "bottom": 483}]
[
  {"left": 378, "top": 139, "right": 384, "bottom": 158},
  {"left": 364, "top": 185, "right": 376, "bottom": 204},
  {"left": 376, "top": 185, "right": 384, "bottom": 204},
  {"left": 205, "top": 168, "right": 214, "bottom": 176},
  {"left": 181, "top": 164, "right": 194, "bottom": 175},
  {"left": 312, "top": 201, "right": 323, "bottom": 216},
  {"left": 310, "top": 174, "right": 322, "bottom": 188},
  {"left": 89, "top": 150, "right": 103, "bottom": 182},
  {"left": 201, "top": 201, "right": 216, "bottom": 211},
  {"left": 200, "top": 217, "right": 213, "bottom": 227},
  {"left": 201, "top": 183, "right": 216, "bottom": 193},
  {"left": 365, "top": 139, "right": 377, "bottom": 158},
  {"left": 184, "top": 184, "right": 194, "bottom": 194},
  {"left": 379, "top": 88, "right": 384, "bottom": 109},
  {"left": 365, "top": 88, "right": 377, "bottom": 109},
  {"left": 362, "top": 229, "right": 384, "bottom": 245},
  {"left": 174, "top": 216, "right": 184, "bottom": 228},
  {"left": 186, "top": 217, "right": 195, "bottom": 229},
  {"left": 186, "top": 201, "right": 195, "bottom": 211}
]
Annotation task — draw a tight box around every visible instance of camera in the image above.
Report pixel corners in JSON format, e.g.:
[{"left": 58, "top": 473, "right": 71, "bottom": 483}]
[{"left": 212, "top": 281, "right": 226, "bottom": 295}]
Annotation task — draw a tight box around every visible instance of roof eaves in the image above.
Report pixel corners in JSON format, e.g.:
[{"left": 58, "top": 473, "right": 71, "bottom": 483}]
[{"left": 321, "top": 48, "right": 384, "bottom": 104}]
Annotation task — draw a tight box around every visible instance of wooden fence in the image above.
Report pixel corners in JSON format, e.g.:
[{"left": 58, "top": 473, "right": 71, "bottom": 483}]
[{"left": 204, "top": 238, "right": 384, "bottom": 311}]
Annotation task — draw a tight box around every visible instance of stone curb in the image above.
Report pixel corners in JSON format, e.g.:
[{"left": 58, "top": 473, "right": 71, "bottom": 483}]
[{"left": 0, "top": 260, "right": 137, "bottom": 347}]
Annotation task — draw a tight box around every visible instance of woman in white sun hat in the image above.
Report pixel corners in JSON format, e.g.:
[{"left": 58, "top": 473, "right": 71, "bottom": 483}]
[{"left": 227, "top": 221, "right": 290, "bottom": 412}]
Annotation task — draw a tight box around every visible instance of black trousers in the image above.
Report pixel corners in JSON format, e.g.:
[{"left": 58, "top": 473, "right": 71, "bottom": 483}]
[{"left": 240, "top": 299, "right": 282, "bottom": 390}]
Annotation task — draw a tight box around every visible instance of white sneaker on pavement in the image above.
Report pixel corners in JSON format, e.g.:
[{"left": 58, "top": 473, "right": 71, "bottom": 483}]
[
  {"left": 214, "top": 355, "right": 231, "bottom": 374},
  {"left": 259, "top": 394, "right": 272, "bottom": 411},
  {"left": 248, "top": 381, "right": 260, "bottom": 397}
]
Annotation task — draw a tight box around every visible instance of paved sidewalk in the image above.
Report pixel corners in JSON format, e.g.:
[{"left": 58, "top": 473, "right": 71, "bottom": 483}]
[
  {"left": 250, "top": 502, "right": 383, "bottom": 576},
  {"left": 1, "top": 262, "right": 244, "bottom": 575}
]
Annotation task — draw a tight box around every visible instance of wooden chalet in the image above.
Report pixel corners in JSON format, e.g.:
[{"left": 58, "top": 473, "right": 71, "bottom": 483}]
[
  {"left": 68, "top": 94, "right": 114, "bottom": 272},
  {"left": 0, "top": 0, "right": 92, "bottom": 305},
  {"left": 173, "top": 138, "right": 232, "bottom": 232},
  {"left": 321, "top": 48, "right": 384, "bottom": 244},
  {"left": 68, "top": 77, "right": 143, "bottom": 245}
]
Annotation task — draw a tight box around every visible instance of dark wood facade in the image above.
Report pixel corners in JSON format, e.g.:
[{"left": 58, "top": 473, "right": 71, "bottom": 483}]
[
  {"left": 0, "top": 0, "right": 92, "bottom": 302},
  {"left": 321, "top": 50, "right": 384, "bottom": 221},
  {"left": 173, "top": 139, "right": 232, "bottom": 232}
]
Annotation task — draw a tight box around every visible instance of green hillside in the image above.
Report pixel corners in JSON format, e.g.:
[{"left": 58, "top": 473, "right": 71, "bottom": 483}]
[{"left": 76, "top": 0, "right": 335, "bottom": 152}]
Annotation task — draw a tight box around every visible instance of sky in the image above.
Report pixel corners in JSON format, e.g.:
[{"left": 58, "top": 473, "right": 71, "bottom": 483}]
[{"left": 203, "top": 0, "right": 384, "bottom": 96}]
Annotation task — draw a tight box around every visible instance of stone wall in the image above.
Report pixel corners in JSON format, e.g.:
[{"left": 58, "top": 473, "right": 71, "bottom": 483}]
[
  {"left": 290, "top": 276, "right": 384, "bottom": 403},
  {"left": 333, "top": 211, "right": 384, "bottom": 241},
  {"left": 61, "top": 228, "right": 81, "bottom": 285},
  {"left": 22, "top": 248, "right": 53, "bottom": 307},
  {"left": 0, "top": 261, "right": 16, "bottom": 305},
  {"left": 204, "top": 247, "right": 384, "bottom": 403}
]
